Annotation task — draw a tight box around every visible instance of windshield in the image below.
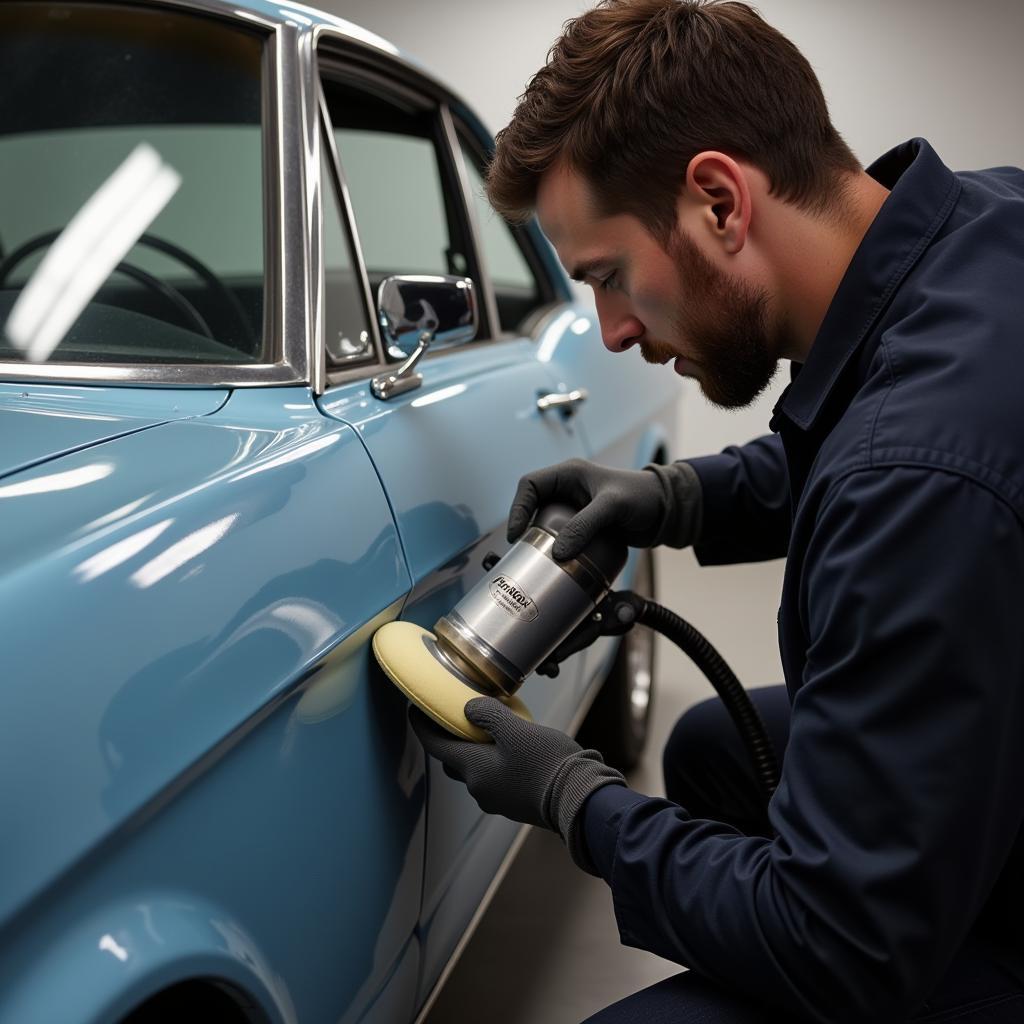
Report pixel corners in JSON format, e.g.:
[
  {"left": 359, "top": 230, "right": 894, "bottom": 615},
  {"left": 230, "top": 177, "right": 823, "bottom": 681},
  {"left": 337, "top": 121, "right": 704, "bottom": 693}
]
[{"left": 0, "top": 3, "right": 267, "bottom": 366}]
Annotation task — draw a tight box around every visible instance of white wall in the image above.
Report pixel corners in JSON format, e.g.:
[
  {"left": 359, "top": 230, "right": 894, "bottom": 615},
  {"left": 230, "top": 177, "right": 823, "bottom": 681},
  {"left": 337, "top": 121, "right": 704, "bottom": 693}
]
[{"left": 322, "top": 0, "right": 1024, "bottom": 459}]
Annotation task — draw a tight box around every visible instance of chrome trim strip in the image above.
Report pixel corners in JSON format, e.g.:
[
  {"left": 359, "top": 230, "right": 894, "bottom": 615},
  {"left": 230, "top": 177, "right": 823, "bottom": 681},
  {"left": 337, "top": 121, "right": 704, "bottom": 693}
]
[
  {"left": 295, "top": 23, "right": 323, "bottom": 396},
  {"left": 0, "top": 362, "right": 301, "bottom": 388},
  {"left": 274, "top": 21, "right": 313, "bottom": 386},
  {"left": 316, "top": 74, "right": 386, "bottom": 375},
  {"left": 439, "top": 104, "right": 500, "bottom": 342}
]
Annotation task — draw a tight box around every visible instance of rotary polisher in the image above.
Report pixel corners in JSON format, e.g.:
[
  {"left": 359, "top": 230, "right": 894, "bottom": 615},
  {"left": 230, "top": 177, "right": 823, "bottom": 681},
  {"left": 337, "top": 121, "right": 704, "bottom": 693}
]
[
  {"left": 372, "top": 504, "right": 625, "bottom": 742},
  {"left": 373, "top": 505, "right": 781, "bottom": 801}
]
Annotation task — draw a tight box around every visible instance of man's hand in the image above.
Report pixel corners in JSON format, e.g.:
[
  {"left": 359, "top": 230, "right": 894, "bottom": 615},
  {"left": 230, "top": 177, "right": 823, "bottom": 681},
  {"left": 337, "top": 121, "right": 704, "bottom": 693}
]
[
  {"left": 410, "top": 696, "right": 626, "bottom": 870},
  {"left": 507, "top": 458, "right": 703, "bottom": 560}
]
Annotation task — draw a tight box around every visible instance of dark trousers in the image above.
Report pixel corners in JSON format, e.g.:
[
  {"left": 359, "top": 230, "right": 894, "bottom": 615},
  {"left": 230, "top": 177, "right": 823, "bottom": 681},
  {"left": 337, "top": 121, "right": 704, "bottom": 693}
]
[{"left": 582, "top": 686, "right": 1024, "bottom": 1023}]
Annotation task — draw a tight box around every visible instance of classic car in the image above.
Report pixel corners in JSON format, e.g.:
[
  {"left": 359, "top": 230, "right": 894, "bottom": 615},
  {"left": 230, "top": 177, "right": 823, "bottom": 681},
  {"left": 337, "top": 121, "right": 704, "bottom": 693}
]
[{"left": 0, "top": 1, "right": 680, "bottom": 1021}]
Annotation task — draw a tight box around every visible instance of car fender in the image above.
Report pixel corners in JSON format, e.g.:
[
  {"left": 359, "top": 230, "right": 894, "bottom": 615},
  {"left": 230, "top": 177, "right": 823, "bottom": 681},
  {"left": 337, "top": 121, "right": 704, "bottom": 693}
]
[{"left": 0, "top": 890, "right": 292, "bottom": 1024}]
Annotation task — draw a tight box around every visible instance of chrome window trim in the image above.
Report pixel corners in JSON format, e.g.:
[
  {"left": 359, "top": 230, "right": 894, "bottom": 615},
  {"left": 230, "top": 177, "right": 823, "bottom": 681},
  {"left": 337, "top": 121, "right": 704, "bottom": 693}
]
[
  {"left": 315, "top": 73, "right": 386, "bottom": 382},
  {"left": 314, "top": 38, "right": 496, "bottom": 391},
  {"left": 0, "top": 1, "right": 310, "bottom": 389}
]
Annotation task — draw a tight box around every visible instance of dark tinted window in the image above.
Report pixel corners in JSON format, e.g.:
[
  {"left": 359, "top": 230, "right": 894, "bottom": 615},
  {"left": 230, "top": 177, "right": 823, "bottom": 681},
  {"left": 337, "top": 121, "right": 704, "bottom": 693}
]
[{"left": 0, "top": 3, "right": 266, "bottom": 365}]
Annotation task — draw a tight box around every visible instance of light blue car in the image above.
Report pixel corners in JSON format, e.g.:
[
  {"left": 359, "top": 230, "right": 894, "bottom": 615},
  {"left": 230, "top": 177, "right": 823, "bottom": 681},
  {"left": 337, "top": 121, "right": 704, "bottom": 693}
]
[{"left": 0, "top": 1, "right": 679, "bottom": 1021}]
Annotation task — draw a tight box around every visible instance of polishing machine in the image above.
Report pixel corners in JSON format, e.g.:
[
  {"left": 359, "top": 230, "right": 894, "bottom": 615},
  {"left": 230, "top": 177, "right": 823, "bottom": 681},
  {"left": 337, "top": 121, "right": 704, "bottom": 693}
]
[{"left": 373, "top": 504, "right": 780, "bottom": 800}]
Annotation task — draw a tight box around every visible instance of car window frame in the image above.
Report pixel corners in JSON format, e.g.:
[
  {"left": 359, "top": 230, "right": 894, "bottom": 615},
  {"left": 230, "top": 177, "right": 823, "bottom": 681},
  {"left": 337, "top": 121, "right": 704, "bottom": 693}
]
[
  {"left": 316, "top": 51, "right": 504, "bottom": 388},
  {"left": 316, "top": 85, "right": 385, "bottom": 374},
  {"left": 0, "top": 5, "right": 305, "bottom": 388}
]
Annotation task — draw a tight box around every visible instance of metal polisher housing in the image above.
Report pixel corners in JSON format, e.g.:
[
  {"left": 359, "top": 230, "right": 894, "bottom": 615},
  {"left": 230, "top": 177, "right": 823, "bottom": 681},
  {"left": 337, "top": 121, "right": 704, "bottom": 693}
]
[{"left": 433, "top": 504, "right": 627, "bottom": 697}]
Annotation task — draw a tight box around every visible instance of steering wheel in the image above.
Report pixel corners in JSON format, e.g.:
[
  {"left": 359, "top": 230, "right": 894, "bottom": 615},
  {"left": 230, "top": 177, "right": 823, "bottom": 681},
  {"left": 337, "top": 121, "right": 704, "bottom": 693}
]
[{"left": 0, "top": 231, "right": 258, "bottom": 354}]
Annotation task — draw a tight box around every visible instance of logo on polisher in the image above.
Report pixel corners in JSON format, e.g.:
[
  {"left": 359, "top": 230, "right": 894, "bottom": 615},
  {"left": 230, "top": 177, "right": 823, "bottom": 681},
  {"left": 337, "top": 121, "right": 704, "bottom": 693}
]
[{"left": 488, "top": 575, "right": 538, "bottom": 621}]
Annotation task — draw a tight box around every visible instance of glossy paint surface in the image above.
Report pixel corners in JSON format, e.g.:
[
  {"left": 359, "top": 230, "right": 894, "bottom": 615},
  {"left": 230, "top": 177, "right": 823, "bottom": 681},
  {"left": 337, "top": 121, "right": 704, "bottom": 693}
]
[
  {"left": 0, "top": 596, "right": 427, "bottom": 1024},
  {"left": 0, "top": 383, "right": 228, "bottom": 481},
  {"left": 0, "top": 387, "right": 413, "bottom": 1006}
]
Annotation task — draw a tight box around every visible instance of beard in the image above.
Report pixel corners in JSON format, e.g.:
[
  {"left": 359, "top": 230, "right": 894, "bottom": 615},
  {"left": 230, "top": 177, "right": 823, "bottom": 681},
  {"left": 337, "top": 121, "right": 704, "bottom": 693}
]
[{"left": 649, "top": 229, "right": 780, "bottom": 409}]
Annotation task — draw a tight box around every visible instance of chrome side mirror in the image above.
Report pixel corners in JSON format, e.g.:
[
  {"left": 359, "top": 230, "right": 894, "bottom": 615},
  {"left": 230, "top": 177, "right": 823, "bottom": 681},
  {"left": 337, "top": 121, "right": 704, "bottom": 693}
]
[{"left": 371, "top": 275, "right": 476, "bottom": 400}]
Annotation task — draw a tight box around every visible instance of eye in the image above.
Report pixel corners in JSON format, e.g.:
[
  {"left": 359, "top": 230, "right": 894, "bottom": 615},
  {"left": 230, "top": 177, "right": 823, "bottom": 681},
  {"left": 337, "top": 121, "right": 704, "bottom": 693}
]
[{"left": 597, "top": 271, "right": 619, "bottom": 293}]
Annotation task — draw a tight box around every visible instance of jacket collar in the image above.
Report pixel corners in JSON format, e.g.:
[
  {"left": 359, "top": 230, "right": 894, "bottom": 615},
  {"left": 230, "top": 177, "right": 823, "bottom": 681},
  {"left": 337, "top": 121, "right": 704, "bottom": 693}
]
[{"left": 772, "top": 138, "right": 961, "bottom": 432}]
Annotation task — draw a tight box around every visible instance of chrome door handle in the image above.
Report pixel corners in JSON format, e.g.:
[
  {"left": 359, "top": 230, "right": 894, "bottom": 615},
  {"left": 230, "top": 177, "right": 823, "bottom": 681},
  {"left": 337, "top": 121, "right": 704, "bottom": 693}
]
[{"left": 536, "top": 388, "right": 588, "bottom": 416}]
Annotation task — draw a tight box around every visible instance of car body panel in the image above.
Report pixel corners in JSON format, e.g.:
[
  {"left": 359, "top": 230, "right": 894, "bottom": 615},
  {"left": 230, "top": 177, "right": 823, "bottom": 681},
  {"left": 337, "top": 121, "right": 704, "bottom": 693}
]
[
  {"left": 0, "top": 891, "right": 293, "bottom": 1024},
  {"left": 0, "top": 596, "right": 426, "bottom": 1024},
  {"left": 0, "top": 383, "right": 229, "bottom": 482},
  {"left": 0, "top": 387, "right": 411, "bottom": 940}
]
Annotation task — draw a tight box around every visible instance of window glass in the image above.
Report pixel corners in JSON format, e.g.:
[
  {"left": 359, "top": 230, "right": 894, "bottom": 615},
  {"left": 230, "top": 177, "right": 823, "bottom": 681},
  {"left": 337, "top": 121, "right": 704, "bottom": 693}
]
[
  {"left": 321, "top": 78, "right": 473, "bottom": 329},
  {"left": 0, "top": 3, "right": 266, "bottom": 365},
  {"left": 457, "top": 136, "right": 544, "bottom": 334},
  {"left": 321, "top": 146, "right": 373, "bottom": 366},
  {"left": 459, "top": 143, "right": 536, "bottom": 291},
  {"left": 337, "top": 131, "right": 455, "bottom": 276}
]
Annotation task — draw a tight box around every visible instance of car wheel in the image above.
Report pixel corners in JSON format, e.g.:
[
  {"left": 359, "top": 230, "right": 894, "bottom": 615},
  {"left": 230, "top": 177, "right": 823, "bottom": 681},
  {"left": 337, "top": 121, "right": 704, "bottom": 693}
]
[{"left": 578, "top": 548, "right": 657, "bottom": 773}]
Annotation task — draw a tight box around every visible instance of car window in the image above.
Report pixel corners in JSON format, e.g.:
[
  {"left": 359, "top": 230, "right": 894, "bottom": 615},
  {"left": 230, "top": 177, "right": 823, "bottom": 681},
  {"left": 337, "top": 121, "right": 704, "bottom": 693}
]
[
  {"left": 457, "top": 134, "right": 547, "bottom": 335},
  {"left": 320, "top": 76, "right": 479, "bottom": 343},
  {"left": 320, "top": 145, "right": 374, "bottom": 367},
  {"left": 0, "top": 3, "right": 266, "bottom": 365}
]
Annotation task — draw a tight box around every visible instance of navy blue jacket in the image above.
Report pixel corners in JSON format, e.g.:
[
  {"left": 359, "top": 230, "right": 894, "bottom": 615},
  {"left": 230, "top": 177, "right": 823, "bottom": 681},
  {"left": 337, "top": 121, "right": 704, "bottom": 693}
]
[{"left": 583, "top": 139, "right": 1024, "bottom": 1021}]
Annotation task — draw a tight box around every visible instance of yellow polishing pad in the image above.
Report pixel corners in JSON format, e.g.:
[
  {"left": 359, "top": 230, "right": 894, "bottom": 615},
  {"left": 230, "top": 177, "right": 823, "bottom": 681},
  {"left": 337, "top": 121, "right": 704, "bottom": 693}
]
[{"left": 373, "top": 620, "right": 532, "bottom": 742}]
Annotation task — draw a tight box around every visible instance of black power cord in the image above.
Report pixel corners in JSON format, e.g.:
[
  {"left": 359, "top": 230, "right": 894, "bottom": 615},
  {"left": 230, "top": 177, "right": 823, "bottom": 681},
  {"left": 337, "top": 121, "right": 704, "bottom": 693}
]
[{"left": 538, "top": 589, "right": 780, "bottom": 803}]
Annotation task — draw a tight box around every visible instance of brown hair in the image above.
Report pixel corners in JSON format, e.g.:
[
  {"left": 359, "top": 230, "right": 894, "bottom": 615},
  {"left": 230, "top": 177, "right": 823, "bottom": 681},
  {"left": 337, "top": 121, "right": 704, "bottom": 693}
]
[{"left": 487, "top": 0, "right": 860, "bottom": 241}]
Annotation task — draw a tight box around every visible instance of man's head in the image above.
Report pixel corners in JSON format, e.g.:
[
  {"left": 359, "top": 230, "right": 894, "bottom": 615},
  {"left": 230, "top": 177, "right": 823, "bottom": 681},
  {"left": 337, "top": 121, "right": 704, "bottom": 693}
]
[{"left": 487, "top": 0, "right": 863, "bottom": 407}]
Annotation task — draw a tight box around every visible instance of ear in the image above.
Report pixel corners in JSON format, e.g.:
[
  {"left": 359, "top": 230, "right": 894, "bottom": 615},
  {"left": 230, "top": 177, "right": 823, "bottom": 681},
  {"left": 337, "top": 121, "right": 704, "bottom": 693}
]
[{"left": 683, "top": 151, "right": 752, "bottom": 255}]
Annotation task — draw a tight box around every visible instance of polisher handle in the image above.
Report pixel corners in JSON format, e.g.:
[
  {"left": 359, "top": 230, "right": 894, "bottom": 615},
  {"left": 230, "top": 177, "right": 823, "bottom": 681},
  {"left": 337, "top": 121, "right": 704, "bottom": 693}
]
[{"left": 536, "top": 590, "right": 645, "bottom": 677}]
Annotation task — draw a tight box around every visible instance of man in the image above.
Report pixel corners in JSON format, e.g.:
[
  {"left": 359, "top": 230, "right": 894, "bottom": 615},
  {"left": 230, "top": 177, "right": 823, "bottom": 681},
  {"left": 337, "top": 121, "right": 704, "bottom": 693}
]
[{"left": 412, "top": 1, "right": 1024, "bottom": 1020}]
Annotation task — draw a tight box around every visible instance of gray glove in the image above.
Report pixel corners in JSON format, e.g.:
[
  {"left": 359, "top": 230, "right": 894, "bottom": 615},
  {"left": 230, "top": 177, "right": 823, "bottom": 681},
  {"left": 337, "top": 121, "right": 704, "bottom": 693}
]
[
  {"left": 410, "top": 696, "right": 626, "bottom": 874},
  {"left": 507, "top": 458, "right": 703, "bottom": 560}
]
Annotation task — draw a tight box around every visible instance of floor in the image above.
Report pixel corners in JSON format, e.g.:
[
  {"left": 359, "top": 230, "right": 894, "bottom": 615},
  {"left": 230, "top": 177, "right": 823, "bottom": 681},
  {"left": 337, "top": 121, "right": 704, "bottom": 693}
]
[{"left": 423, "top": 547, "right": 785, "bottom": 1024}]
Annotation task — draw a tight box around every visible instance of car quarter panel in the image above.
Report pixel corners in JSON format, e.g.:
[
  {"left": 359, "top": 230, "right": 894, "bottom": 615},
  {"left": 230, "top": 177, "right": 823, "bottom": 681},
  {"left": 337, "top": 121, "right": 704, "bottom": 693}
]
[
  {"left": 0, "top": 386, "right": 424, "bottom": 1023},
  {"left": 0, "top": 892, "right": 291, "bottom": 1024},
  {"left": 0, "top": 383, "right": 229, "bottom": 481}
]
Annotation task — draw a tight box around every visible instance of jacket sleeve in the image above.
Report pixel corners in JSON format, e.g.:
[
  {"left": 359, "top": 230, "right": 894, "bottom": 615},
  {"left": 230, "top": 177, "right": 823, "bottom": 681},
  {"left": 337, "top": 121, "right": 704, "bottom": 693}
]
[
  {"left": 687, "top": 433, "right": 791, "bottom": 565},
  {"left": 582, "top": 466, "right": 1024, "bottom": 1021}
]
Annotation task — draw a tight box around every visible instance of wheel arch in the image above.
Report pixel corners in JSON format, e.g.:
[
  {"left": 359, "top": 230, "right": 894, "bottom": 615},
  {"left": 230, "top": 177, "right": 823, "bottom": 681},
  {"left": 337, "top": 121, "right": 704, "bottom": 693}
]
[
  {"left": 633, "top": 422, "right": 672, "bottom": 471},
  {"left": 0, "top": 891, "right": 293, "bottom": 1024}
]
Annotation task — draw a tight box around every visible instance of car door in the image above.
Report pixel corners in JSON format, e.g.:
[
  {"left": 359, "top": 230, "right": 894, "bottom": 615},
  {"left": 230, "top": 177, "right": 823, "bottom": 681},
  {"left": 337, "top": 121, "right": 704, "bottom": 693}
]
[{"left": 309, "top": 58, "right": 597, "bottom": 1002}]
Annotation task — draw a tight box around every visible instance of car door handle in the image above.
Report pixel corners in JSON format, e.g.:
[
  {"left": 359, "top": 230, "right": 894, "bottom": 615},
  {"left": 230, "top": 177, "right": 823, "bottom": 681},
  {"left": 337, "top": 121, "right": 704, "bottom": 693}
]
[{"left": 536, "top": 388, "right": 588, "bottom": 417}]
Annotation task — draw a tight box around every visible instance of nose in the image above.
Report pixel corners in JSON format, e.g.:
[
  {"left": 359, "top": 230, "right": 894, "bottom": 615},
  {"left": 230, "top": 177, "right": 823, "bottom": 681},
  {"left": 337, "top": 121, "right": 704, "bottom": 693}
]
[{"left": 595, "top": 295, "right": 644, "bottom": 353}]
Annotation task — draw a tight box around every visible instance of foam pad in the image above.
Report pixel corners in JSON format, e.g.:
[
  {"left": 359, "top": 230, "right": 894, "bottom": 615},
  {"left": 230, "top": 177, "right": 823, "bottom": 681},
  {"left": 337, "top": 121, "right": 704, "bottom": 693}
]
[{"left": 373, "top": 620, "right": 532, "bottom": 742}]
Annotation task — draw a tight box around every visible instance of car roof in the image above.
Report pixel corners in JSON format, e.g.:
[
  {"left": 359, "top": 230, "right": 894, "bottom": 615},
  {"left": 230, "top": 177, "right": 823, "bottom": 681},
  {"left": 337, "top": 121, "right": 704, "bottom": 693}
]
[{"left": 194, "top": 0, "right": 466, "bottom": 110}]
